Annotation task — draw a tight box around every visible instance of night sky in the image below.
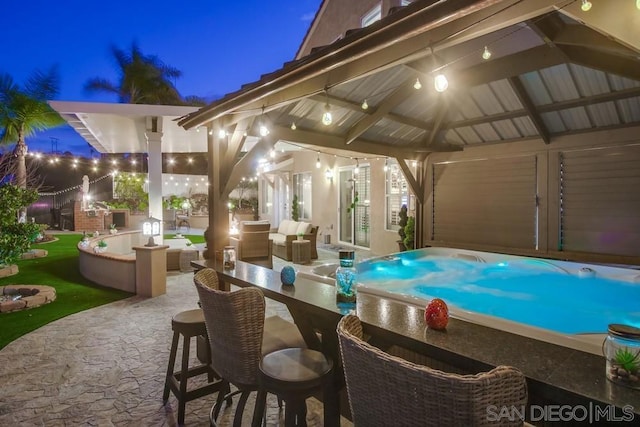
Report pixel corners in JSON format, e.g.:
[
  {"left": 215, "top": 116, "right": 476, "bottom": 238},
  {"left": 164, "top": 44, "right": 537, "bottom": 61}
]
[{"left": 2, "top": 0, "right": 321, "bottom": 155}]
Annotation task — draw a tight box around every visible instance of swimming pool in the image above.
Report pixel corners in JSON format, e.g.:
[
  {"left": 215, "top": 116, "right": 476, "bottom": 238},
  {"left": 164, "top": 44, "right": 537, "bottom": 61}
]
[{"left": 354, "top": 248, "right": 640, "bottom": 355}]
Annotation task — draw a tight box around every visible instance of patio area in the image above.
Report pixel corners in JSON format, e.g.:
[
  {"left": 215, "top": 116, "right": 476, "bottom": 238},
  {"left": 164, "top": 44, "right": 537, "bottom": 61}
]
[{"left": 0, "top": 243, "right": 369, "bottom": 426}]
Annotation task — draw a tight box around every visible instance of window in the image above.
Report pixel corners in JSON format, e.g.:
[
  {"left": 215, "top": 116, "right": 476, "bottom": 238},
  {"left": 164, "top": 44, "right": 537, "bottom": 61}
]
[
  {"left": 361, "top": 4, "right": 382, "bottom": 27},
  {"left": 261, "top": 178, "right": 272, "bottom": 215},
  {"left": 400, "top": 0, "right": 413, "bottom": 6},
  {"left": 385, "top": 160, "right": 409, "bottom": 230},
  {"left": 293, "top": 172, "right": 312, "bottom": 221}
]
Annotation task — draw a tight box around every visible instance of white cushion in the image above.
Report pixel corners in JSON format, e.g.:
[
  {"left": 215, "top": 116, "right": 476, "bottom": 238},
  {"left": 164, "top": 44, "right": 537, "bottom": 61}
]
[
  {"left": 277, "top": 220, "right": 291, "bottom": 235},
  {"left": 296, "top": 222, "right": 312, "bottom": 235},
  {"left": 286, "top": 221, "right": 300, "bottom": 235},
  {"left": 269, "top": 233, "right": 286, "bottom": 245}
]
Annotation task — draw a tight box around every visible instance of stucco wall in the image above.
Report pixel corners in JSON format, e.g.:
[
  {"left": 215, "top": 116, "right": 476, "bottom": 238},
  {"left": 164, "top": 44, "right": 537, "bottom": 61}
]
[{"left": 297, "top": 0, "right": 404, "bottom": 59}]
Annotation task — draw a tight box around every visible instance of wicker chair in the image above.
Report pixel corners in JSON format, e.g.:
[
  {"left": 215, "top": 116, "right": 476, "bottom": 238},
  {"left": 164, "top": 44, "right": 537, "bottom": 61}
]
[
  {"left": 337, "top": 315, "right": 528, "bottom": 427},
  {"left": 194, "top": 268, "right": 322, "bottom": 427}
]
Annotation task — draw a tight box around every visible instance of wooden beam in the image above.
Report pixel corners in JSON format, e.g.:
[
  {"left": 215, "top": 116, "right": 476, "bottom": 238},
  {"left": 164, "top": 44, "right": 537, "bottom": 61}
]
[
  {"left": 561, "top": 46, "right": 640, "bottom": 81},
  {"left": 345, "top": 79, "right": 416, "bottom": 144},
  {"left": 423, "top": 97, "right": 451, "bottom": 147},
  {"left": 396, "top": 158, "right": 424, "bottom": 205},
  {"left": 453, "top": 45, "right": 566, "bottom": 88},
  {"left": 508, "top": 76, "right": 550, "bottom": 144},
  {"left": 221, "top": 118, "right": 251, "bottom": 184},
  {"left": 264, "top": 125, "right": 453, "bottom": 159},
  {"left": 223, "top": 136, "right": 274, "bottom": 196}
]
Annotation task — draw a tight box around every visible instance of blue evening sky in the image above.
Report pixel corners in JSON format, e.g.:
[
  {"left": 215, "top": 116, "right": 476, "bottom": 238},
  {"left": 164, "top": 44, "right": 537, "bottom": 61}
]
[{"left": 2, "top": 0, "right": 321, "bottom": 156}]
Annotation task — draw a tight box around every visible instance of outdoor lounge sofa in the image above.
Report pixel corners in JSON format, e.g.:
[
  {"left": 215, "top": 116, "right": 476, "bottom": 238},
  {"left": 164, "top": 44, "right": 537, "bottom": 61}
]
[{"left": 269, "top": 219, "right": 318, "bottom": 261}]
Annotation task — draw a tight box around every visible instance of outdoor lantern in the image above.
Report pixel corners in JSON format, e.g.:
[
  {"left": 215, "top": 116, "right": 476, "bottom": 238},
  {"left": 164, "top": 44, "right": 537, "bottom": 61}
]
[{"left": 143, "top": 216, "right": 161, "bottom": 246}]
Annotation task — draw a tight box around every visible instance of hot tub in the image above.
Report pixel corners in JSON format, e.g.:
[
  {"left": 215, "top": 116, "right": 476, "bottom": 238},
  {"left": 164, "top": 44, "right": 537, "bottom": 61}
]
[{"left": 354, "top": 248, "right": 640, "bottom": 355}]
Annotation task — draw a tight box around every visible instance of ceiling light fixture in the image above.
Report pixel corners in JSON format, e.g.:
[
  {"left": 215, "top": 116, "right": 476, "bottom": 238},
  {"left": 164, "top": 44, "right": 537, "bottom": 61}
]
[
  {"left": 581, "top": 0, "right": 592, "bottom": 11},
  {"left": 413, "top": 78, "right": 422, "bottom": 90},
  {"left": 482, "top": 46, "right": 492, "bottom": 60},
  {"left": 361, "top": 99, "right": 369, "bottom": 110}
]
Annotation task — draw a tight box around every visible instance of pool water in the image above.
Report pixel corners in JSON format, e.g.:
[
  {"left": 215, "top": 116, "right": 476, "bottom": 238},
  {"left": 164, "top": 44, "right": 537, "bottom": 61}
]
[{"left": 357, "top": 250, "right": 640, "bottom": 336}]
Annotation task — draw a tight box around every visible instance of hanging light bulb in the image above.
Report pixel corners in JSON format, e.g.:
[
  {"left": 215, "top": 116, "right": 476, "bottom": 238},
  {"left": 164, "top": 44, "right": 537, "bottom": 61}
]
[
  {"left": 316, "top": 153, "right": 321, "bottom": 169},
  {"left": 354, "top": 159, "right": 360, "bottom": 175},
  {"left": 270, "top": 149, "right": 276, "bottom": 159},
  {"left": 383, "top": 158, "right": 389, "bottom": 172},
  {"left": 413, "top": 78, "right": 422, "bottom": 90},
  {"left": 208, "top": 129, "right": 213, "bottom": 135},
  {"left": 322, "top": 103, "right": 333, "bottom": 126},
  {"left": 259, "top": 124, "right": 269, "bottom": 136},
  {"left": 482, "top": 46, "right": 492, "bottom": 60},
  {"left": 361, "top": 99, "right": 369, "bottom": 110},
  {"left": 291, "top": 122, "right": 297, "bottom": 130},
  {"left": 581, "top": 0, "right": 592, "bottom": 11},
  {"left": 434, "top": 74, "right": 449, "bottom": 92},
  {"left": 218, "top": 129, "right": 226, "bottom": 139}
]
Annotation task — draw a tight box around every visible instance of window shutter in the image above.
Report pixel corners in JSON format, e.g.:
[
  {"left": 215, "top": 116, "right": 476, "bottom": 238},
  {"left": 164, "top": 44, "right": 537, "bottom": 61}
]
[
  {"left": 560, "top": 145, "right": 640, "bottom": 256},
  {"left": 432, "top": 156, "right": 537, "bottom": 249}
]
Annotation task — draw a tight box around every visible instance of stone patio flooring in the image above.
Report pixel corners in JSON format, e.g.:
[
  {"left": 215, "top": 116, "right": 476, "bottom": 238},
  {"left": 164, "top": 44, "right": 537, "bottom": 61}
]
[{"left": 0, "top": 244, "right": 372, "bottom": 426}]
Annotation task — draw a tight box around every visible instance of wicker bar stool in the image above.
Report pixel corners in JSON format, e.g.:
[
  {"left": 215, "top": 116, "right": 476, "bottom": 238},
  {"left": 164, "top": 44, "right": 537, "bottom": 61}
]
[
  {"left": 163, "top": 308, "right": 228, "bottom": 425},
  {"left": 194, "top": 268, "right": 328, "bottom": 427},
  {"left": 337, "top": 315, "right": 529, "bottom": 427},
  {"left": 259, "top": 348, "right": 333, "bottom": 427}
]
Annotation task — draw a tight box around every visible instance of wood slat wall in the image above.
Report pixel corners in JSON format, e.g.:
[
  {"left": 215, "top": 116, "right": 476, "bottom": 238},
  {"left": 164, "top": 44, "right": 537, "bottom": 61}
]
[
  {"left": 432, "top": 156, "right": 537, "bottom": 249},
  {"left": 560, "top": 145, "right": 640, "bottom": 256}
]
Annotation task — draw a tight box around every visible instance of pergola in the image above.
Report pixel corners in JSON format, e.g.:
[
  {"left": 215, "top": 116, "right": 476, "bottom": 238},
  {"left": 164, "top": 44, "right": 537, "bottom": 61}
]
[{"left": 177, "top": 0, "right": 640, "bottom": 256}]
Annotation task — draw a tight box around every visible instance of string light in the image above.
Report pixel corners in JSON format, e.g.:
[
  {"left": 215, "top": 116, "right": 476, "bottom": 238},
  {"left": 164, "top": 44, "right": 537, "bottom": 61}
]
[
  {"left": 482, "top": 46, "right": 492, "bottom": 60},
  {"left": 413, "top": 78, "right": 422, "bottom": 90},
  {"left": 259, "top": 107, "right": 270, "bottom": 136},
  {"left": 434, "top": 74, "right": 449, "bottom": 92},
  {"left": 218, "top": 129, "right": 226, "bottom": 138},
  {"left": 316, "top": 153, "right": 321, "bottom": 169},
  {"left": 322, "top": 103, "right": 333, "bottom": 126},
  {"left": 354, "top": 159, "right": 360, "bottom": 175},
  {"left": 361, "top": 99, "right": 369, "bottom": 110},
  {"left": 581, "top": 0, "right": 592, "bottom": 11}
]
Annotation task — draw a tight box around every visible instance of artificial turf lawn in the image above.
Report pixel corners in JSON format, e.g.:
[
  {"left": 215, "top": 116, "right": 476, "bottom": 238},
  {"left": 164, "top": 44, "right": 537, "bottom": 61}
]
[{"left": 0, "top": 233, "right": 205, "bottom": 350}]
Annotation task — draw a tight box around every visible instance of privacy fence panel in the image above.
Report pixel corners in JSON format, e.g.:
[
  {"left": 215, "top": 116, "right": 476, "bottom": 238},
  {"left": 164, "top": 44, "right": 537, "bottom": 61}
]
[
  {"left": 560, "top": 145, "right": 640, "bottom": 256},
  {"left": 432, "top": 156, "right": 537, "bottom": 249}
]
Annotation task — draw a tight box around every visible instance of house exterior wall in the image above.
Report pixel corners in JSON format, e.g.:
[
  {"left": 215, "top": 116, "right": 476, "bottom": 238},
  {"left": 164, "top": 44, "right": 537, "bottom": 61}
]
[
  {"left": 424, "top": 126, "right": 640, "bottom": 263},
  {"left": 297, "top": 0, "right": 407, "bottom": 59},
  {"left": 260, "top": 151, "right": 404, "bottom": 257}
]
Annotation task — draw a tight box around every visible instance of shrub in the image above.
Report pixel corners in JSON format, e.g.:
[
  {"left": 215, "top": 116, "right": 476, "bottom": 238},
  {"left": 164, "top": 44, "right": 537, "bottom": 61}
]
[
  {"left": 292, "top": 194, "right": 299, "bottom": 221},
  {"left": 403, "top": 216, "right": 415, "bottom": 250},
  {"left": 0, "top": 184, "right": 40, "bottom": 267}
]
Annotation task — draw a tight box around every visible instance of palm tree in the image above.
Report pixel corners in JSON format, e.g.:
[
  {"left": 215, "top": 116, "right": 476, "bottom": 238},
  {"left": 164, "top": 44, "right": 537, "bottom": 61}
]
[
  {"left": 85, "top": 42, "right": 205, "bottom": 106},
  {"left": 0, "top": 66, "right": 64, "bottom": 189}
]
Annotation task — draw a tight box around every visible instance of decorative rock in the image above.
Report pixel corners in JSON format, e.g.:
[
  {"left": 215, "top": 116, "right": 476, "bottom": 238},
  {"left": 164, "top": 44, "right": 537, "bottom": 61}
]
[
  {"left": 280, "top": 266, "right": 296, "bottom": 286},
  {"left": 0, "top": 264, "right": 19, "bottom": 278},
  {"left": 0, "top": 285, "right": 57, "bottom": 313}
]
